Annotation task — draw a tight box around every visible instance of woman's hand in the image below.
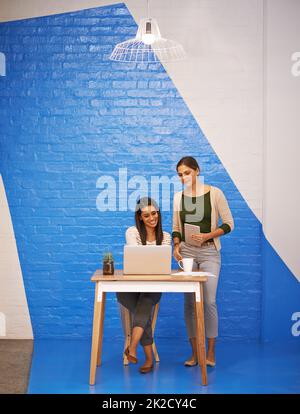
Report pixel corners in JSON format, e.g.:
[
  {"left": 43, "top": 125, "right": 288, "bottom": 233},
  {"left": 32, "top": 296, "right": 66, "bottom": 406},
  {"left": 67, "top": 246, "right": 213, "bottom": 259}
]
[
  {"left": 191, "top": 233, "right": 210, "bottom": 246},
  {"left": 173, "top": 244, "right": 182, "bottom": 261}
]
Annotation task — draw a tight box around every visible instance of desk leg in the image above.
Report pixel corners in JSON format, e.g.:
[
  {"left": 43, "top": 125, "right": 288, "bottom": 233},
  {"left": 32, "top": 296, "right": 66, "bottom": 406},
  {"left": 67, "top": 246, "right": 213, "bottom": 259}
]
[
  {"left": 195, "top": 282, "right": 208, "bottom": 386},
  {"left": 97, "top": 292, "right": 106, "bottom": 366},
  {"left": 89, "top": 282, "right": 102, "bottom": 385}
]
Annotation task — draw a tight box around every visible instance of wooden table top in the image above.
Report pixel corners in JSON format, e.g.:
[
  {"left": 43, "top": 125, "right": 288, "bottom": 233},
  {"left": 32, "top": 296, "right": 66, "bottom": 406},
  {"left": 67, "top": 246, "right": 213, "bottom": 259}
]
[{"left": 91, "top": 269, "right": 208, "bottom": 282}]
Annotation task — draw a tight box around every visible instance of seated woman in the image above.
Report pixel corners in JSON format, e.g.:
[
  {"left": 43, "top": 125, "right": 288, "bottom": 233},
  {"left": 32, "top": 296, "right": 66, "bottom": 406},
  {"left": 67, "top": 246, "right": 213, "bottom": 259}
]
[{"left": 117, "top": 197, "right": 171, "bottom": 374}]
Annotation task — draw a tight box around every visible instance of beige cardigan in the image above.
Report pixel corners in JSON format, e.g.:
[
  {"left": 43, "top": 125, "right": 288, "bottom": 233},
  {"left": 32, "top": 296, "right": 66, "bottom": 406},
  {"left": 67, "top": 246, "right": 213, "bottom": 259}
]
[{"left": 172, "top": 186, "right": 234, "bottom": 251}]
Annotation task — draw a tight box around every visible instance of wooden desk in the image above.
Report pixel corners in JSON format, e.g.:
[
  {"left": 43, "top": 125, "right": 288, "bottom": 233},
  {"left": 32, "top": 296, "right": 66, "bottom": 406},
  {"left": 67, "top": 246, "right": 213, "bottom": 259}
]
[{"left": 89, "top": 269, "right": 208, "bottom": 386}]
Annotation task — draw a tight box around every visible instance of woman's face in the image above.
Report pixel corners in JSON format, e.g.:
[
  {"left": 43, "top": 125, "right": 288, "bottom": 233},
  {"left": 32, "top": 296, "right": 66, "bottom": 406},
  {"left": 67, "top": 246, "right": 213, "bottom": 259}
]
[
  {"left": 177, "top": 164, "right": 199, "bottom": 187},
  {"left": 140, "top": 205, "right": 159, "bottom": 229}
]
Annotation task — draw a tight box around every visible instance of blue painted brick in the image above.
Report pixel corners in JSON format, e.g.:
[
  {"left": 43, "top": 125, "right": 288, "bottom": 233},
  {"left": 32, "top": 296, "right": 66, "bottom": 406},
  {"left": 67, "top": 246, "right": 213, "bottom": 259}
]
[{"left": 0, "top": 4, "right": 262, "bottom": 341}]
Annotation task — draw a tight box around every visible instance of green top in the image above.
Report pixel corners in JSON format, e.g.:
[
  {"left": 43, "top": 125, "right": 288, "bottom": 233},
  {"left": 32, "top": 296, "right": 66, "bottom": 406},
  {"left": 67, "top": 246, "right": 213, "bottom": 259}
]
[{"left": 172, "top": 192, "right": 231, "bottom": 242}]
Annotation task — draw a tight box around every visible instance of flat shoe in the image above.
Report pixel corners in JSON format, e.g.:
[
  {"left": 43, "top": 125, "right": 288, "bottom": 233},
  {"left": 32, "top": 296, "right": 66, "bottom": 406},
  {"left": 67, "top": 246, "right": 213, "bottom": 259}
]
[
  {"left": 124, "top": 346, "right": 138, "bottom": 364},
  {"left": 139, "top": 364, "right": 153, "bottom": 374},
  {"left": 184, "top": 360, "right": 198, "bottom": 367},
  {"left": 206, "top": 359, "right": 216, "bottom": 367}
]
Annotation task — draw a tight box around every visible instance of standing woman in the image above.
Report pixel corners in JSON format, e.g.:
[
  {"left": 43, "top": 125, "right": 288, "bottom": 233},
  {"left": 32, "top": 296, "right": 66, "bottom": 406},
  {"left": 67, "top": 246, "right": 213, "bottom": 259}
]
[
  {"left": 117, "top": 197, "right": 171, "bottom": 374},
  {"left": 172, "top": 157, "right": 234, "bottom": 367}
]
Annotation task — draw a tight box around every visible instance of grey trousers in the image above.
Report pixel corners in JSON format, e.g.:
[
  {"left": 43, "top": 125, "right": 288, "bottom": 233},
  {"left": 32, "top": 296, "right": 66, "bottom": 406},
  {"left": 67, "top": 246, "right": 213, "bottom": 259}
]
[
  {"left": 180, "top": 242, "right": 221, "bottom": 339},
  {"left": 116, "top": 292, "right": 161, "bottom": 346}
]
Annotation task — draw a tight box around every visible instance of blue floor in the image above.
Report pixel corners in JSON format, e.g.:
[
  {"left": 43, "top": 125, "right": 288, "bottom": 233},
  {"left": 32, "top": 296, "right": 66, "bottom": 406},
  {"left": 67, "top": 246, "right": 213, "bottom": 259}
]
[{"left": 27, "top": 338, "right": 300, "bottom": 394}]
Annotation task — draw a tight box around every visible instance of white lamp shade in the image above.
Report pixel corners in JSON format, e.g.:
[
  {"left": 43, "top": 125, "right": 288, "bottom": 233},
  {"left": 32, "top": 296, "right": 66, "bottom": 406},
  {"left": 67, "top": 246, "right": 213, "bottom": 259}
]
[{"left": 109, "top": 18, "right": 186, "bottom": 63}]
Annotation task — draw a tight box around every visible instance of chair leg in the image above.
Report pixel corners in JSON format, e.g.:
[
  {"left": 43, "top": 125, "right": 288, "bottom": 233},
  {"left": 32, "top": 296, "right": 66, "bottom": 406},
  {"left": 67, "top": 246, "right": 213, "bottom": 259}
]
[{"left": 151, "top": 302, "right": 160, "bottom": 363}]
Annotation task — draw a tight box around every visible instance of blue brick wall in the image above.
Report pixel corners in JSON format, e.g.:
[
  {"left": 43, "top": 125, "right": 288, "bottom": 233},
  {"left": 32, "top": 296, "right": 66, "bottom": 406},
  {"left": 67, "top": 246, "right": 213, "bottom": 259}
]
[{"left": 0, "top": 4, "right": 262, "bottom": 340}]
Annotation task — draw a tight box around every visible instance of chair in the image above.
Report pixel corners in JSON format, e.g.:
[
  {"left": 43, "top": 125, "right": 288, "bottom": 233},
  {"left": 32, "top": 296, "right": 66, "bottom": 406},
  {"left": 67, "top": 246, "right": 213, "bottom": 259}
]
[{"left": 120, "top": 303, "right": 160, "bottom": 365}]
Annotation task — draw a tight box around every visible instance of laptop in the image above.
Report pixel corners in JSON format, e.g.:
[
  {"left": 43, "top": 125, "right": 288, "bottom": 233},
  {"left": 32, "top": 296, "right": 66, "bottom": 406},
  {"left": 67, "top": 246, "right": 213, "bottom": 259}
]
[{"left": 123, "top": 245, "right": 172, "bottom": 275}]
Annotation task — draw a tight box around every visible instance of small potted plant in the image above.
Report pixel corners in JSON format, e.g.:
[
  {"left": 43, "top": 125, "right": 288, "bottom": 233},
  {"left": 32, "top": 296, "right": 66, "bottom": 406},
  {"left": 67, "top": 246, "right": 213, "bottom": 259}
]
[{"left": 102, "top": 252, "right": 114, "bottom": 275}]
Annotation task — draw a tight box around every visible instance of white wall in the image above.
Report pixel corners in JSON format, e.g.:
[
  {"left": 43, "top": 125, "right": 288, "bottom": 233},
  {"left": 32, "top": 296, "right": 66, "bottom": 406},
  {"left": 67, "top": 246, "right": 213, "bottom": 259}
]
[
  {"left": 264, "top": 0, "right": 300, "bottom": 281},
  {"left": 0, "top": 175, "right": 33, "bottom": 338}
]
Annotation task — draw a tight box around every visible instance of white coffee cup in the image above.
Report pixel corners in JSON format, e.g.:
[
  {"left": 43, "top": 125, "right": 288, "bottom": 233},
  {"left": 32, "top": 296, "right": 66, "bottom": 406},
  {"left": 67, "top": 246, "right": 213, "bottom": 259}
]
[{"left": 178, "top": 258, "right": 194, "bottom": 273}]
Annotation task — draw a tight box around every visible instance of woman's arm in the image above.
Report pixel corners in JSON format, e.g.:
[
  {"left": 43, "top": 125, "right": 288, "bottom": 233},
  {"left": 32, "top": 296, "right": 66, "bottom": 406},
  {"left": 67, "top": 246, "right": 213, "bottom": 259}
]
[
  {"left": 172, "top": 194, "right": 183, "bottom": 261},
  {"left": 217, "top": 188, "right": 234, "bottom": 232},
  {"left": 172, "top": 193, "right": 182, "bottom": 239},
  {"left": 191, "top": 189, "right": 234, "bottom": 245},
  {"left": 173, "top": 236, "right": 182, "bottom": 261},
  {"left": 125, "top": 227, "right": 139, "bottom": 245},
  {"left": 191, "top": 228, "right": 225, "bottom": 244}
]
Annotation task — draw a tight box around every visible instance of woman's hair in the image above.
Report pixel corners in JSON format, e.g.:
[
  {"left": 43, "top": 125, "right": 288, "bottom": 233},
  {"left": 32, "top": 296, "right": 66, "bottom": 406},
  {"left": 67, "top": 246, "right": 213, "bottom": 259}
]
[
  {"left": 135, "top": 197, "right": 163, "bottom": 245},
  {"left": 176, "top": 156, "right": 200, "bottom": 173}
]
